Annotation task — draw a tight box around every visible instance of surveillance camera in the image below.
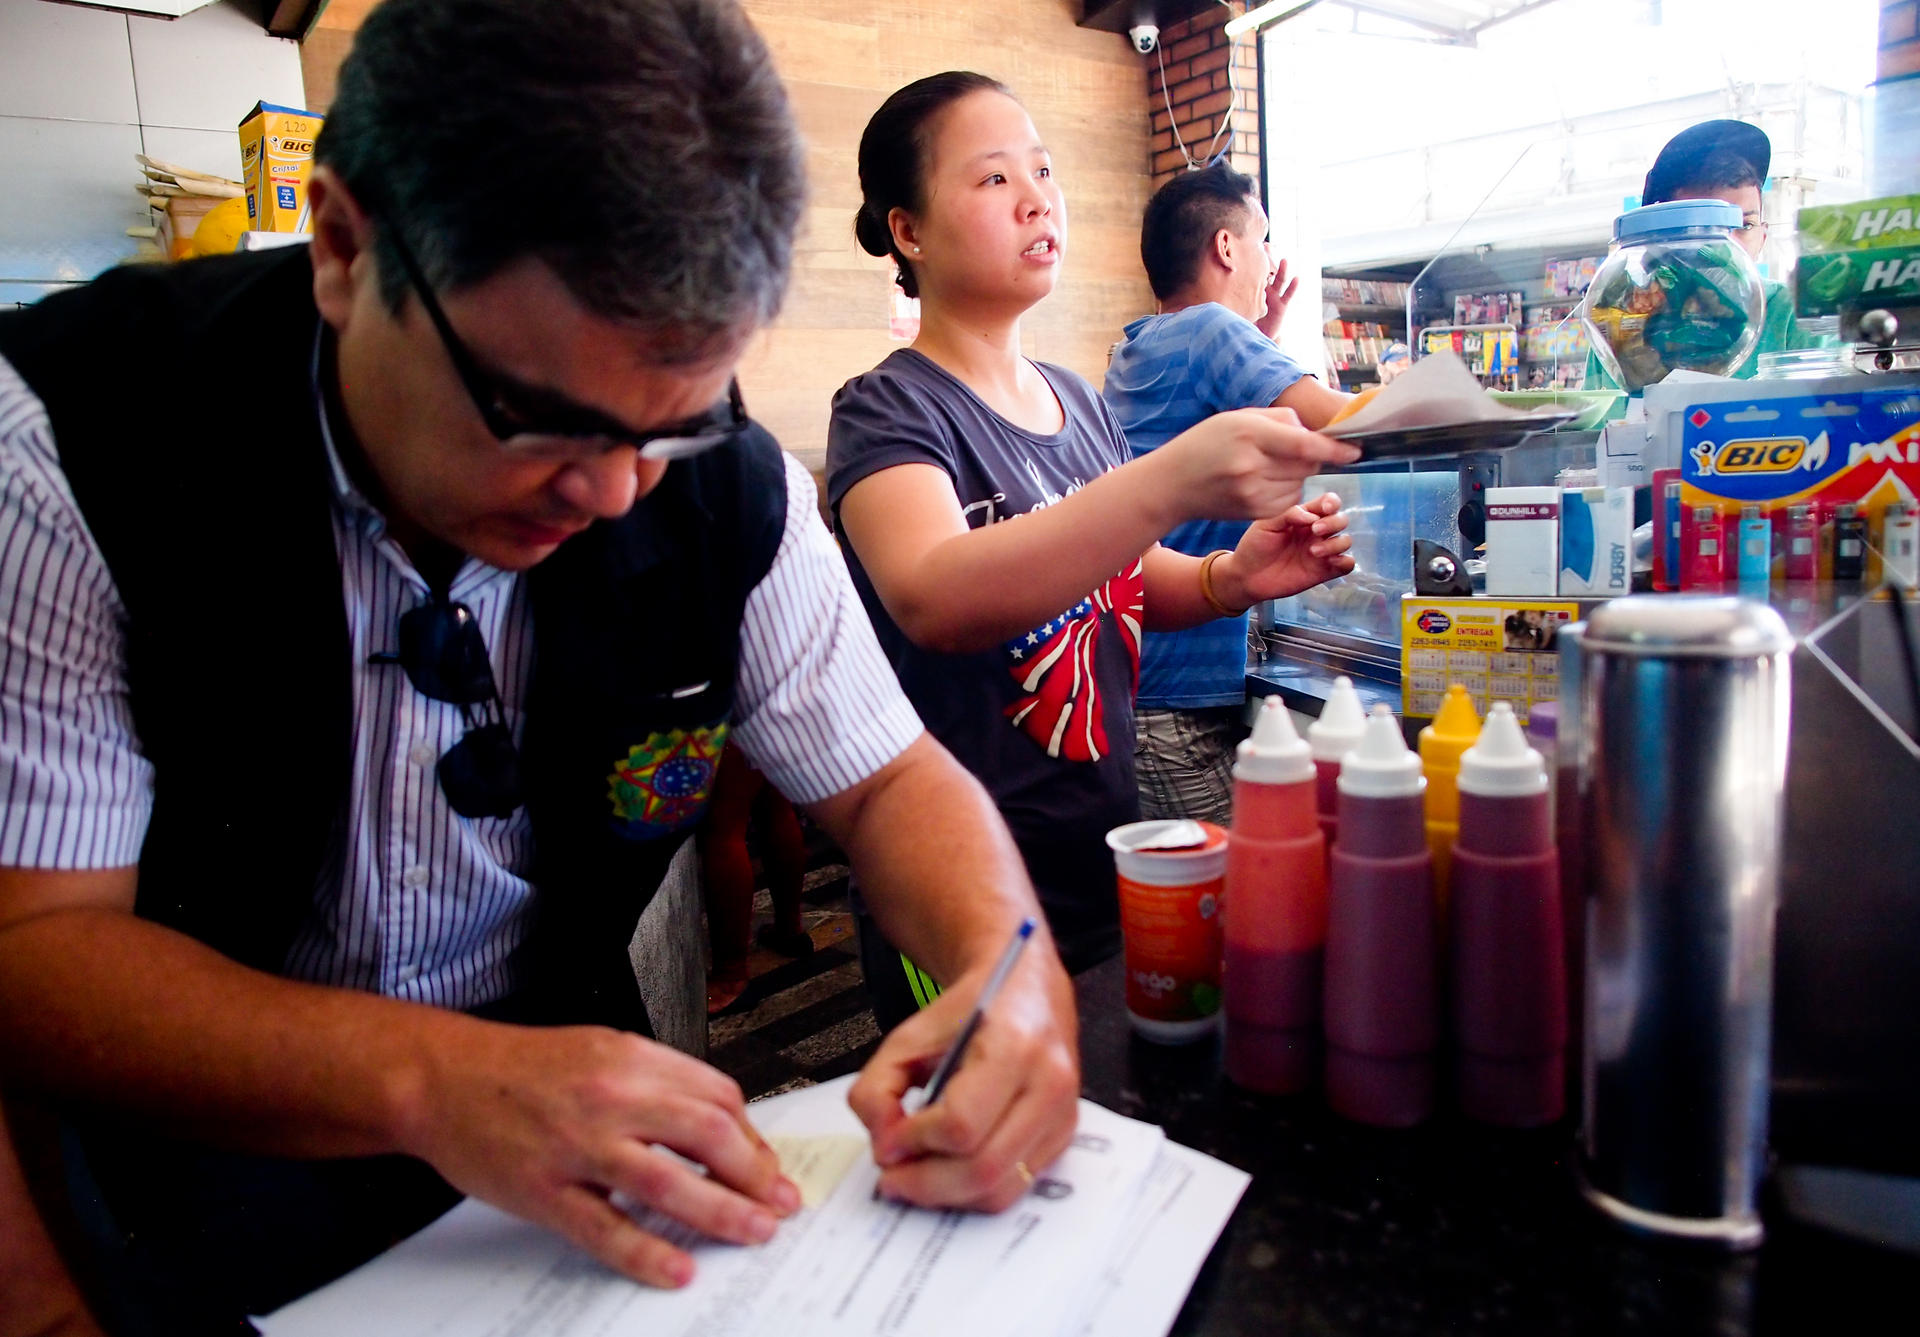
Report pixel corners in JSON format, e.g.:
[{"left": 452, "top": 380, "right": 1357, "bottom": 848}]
[{"left": 1128, "top": 24, "right": 1158, "bottom": 54}]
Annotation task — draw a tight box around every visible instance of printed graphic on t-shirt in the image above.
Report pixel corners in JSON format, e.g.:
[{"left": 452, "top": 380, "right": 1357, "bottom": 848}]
[{"left": 1003, "top": 558, "right": 1144, "bottom": 762}]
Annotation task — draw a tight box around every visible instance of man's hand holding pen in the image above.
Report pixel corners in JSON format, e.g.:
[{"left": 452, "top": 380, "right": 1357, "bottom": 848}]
[{"left": 848, "top": 918, "right": 1081, "bottom": 1213}]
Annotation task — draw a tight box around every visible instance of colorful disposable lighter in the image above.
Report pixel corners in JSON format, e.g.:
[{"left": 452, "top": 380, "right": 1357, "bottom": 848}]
[
  {"left": 1834, "top": 504, "right": 1868, "bottom": 582},
  {"left": 1737, "top": 505, "right": 1772, "bottom": 585},
  {"left": 1886, "top": 502, "right": 1920, "bottom": 589},
  {"left": 1651, "top": 469, "right": 1681, "bottom": 591},
  {"left": 1684, "top": 506, "right": 1727, "bottom": 589},
  {"left": 1784, "top": 503, "right": 1820, "bottom": 582}
]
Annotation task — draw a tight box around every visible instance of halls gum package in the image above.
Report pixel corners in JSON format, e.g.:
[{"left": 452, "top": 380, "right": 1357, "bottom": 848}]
[{"left": 238, "top": 101, "right": 324, "bottom": 232}]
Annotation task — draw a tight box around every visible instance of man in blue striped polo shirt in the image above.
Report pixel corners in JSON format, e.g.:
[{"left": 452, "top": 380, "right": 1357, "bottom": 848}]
[{"left": 1103, "top": 163, "right": 1349, "bottom": 825}]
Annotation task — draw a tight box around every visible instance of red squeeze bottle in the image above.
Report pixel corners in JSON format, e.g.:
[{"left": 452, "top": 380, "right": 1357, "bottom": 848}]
[
  {"left": 1324, "top": 704, "right": 1437, "bottom": 1127},
  {"left": 1450, "top": 703, "right": 1565, "bottom": 1127},
  {"left": 1307, "top": 676, "right": 1368, "bottom": 859},
  {"left": 1224, "top": 697, "right": 1328, "bottom": 1094}
]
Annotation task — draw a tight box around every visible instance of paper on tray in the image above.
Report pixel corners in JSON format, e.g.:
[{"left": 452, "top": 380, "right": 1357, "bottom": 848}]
[{"left": 1323, "top": 351, "right": 1559, "bottom": 437}]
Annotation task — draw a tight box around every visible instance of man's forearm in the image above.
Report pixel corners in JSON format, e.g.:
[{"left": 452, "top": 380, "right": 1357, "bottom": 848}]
[
  {"left": 0, "top": 1102, "right": 105, "bottom": 1337},
  {"left": 0, "top": 907, "right": 454, "bottom": 1158},
  {"left": 808, "top": 735, "right": 1056, "bottom": 989}
]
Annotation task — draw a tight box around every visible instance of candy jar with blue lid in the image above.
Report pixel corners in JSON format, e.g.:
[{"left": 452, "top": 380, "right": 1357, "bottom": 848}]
[{"left": 1580, "top": 199, "right": 1765, "bottom": 391}]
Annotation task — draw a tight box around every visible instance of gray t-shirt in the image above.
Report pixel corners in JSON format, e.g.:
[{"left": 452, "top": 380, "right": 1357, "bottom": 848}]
[{"left": 826, "top": 349, "right": 1141, "bottom": 966}]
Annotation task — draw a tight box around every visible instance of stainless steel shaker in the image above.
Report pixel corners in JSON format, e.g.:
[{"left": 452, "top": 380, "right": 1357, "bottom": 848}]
[{"left": 1573, "top": 596, "right": 1792, "bottom": 1249}]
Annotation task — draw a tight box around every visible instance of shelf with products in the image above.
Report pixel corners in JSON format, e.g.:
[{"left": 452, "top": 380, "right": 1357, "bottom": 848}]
[
  {"left": 1323, "top": 277, "right": 1414, "bottom": 310},
  {"left": 1326, "top": 324, "right": 1396, "bottom": 376},
  {"left": 1326, "top": 248, "right": 1604, "bottom": 390},
  {"left": 1324, "top": 287, "right": 1400, "bottom": 382},
  {"left": 1417, "top": 322, "right": 1524, "bottom": 391}
]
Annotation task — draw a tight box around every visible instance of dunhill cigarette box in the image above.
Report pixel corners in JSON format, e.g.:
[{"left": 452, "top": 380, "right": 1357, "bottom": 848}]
[{"left": 1485, "top": 487, "right": 1560, "bottom": 597}]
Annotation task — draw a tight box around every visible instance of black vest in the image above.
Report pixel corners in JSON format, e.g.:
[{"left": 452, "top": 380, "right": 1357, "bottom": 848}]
[{"left": 0, "top": 248, "right": 788, "bottom": 1036}]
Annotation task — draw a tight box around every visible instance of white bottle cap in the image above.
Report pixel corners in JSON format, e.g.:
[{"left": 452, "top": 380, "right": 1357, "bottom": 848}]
[
  {"left": 1234, "top": 696, "right": 1314, "bottom": 784},
  {"left": 1335, "top": 704, "right": 1425, "bottom": 799},
  {"left": 1457, "top": 702, "right": 1549, "bottom": 798},
  {"left": 1308, "top": 676, "right": 1368, "bottom": 762}
]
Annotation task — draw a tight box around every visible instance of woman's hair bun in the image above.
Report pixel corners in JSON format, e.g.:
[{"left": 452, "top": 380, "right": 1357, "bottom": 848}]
[{"left": 853, "top": 204, "right": 892, "bottom": 259}]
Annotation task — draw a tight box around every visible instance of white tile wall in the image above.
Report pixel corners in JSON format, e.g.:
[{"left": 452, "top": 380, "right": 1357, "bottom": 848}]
[
  {"left": 140, "top": 123, "right": 244, "bottom": 183},
  {"left": 0, "top": 0, "right": 304, "bottom": 291},
  {"left": 0, "top": 115, "right": 147, "bottom": 282},
  {"left": 129, "top": 1, "right": 302, "bottom": 133},
  {"left": 0, "top": 2, "right": 139, "bottom": 123}
]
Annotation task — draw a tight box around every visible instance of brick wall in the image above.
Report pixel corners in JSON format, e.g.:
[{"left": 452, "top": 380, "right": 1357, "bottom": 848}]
[
  {"left": 1146, "top": 2, "right": 1260, "bottom": 191},
  {"left": 1884, "top": 0, "right": 1920, "bottom": 80}
]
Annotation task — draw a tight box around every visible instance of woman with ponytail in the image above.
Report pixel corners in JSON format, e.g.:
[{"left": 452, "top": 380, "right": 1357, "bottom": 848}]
[{"left": 827, "top": 73, "right": 1359, "bottom": 1026}]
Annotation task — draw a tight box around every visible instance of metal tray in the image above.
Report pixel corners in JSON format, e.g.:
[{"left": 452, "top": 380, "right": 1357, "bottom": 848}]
[{"left": 1328, "top": 410, "right": 1581, "bottom": 460}]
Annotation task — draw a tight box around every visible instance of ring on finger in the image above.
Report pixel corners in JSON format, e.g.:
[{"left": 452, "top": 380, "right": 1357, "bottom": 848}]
[{"left": 1014, "top": 1160, "right": 1035, "bottom": 1187}]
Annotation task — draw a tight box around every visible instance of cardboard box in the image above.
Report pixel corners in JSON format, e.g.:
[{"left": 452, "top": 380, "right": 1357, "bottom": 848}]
[
  {"left": 1484, "top": 487, "right": 1561, "bottom": 597},
  {"left": 154, "top": 193, "right": 223, "bottom": 260},
  {"left": 1559, "top": 487, "right": 1634, "bottom": 597},
  {"left": 238, "top": 101, "right": 323, "bottom": 233}
]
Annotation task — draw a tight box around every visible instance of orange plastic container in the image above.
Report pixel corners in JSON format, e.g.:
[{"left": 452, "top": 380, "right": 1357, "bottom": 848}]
[{"left": 1107, "top": 820, "right": 1228, "bottom": 1043}]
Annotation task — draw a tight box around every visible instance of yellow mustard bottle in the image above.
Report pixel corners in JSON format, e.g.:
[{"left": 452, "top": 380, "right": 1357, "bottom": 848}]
[{"left": 1418, "top": 684, "right": 1482, "bottom": 916}]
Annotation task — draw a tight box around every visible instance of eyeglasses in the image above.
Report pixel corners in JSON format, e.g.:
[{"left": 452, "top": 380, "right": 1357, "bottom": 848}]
[
  {"left": 372, "top": 596, "right": 523, "bottom": 819},
  {"left": 384, "top": 227, "right": 749, "bottom": 464}
]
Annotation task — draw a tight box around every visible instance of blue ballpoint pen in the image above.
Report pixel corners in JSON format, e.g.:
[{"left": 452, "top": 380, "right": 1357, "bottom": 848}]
[
  {"left": 873, "top": 917, "right": 1037, "bottom": 1199},
  {"left": 919, "top": 916, "right": 1037, "bottom": 1106}
]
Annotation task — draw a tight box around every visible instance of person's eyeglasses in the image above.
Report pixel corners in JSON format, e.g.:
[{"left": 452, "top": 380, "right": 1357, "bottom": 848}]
[
  {"left": 384, "top": 227, "right": 749, "bottom": 464},
  {"left": 371, "top": 597, "right": 523, "bottom": 819}
]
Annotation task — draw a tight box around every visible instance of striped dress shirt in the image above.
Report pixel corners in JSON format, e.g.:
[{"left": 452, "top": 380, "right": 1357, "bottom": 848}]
[{"left": 0, "top": 349, "right": 923, "bottom": 1011}]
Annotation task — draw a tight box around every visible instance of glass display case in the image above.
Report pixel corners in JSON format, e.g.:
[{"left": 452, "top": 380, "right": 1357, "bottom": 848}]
[{"left": 1261, "top": 434, "right": 1602, "bottom": 670}]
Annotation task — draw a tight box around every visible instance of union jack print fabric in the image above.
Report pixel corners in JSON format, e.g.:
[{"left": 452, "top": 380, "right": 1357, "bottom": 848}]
[{"left": 1003, "top": 558, "right": 1144, "bottom": 762}]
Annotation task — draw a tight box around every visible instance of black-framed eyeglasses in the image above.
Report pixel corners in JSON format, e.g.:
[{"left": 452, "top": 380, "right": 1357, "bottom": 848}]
[
  {"left": 384, "top": 227, "right": 749, "bottom": 464},
  {"left": 372, "top": 596, "right": 523, "bottom": 819}
]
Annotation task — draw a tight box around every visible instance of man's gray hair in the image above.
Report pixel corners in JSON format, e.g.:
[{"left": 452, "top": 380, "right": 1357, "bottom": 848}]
[{"left": 316, "top": 0, "right": 806, "bottom": 362}]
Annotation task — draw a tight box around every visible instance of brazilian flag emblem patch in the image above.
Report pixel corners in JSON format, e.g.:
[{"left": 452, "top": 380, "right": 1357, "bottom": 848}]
[{"left": 606, "top": 721, "right": 729, "bottom": 837}]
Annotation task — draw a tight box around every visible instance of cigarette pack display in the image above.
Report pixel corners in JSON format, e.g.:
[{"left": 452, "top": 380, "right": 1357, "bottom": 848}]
[
  {"left": 1484, "top": 487, "right": 1560, "bottom": 596},
  {"left": 1559, "top": 487, "right": 1633, "bottom": 597}
]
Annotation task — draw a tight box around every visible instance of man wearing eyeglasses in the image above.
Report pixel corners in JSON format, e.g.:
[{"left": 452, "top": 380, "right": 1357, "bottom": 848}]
[{"left": 0, "top": 2, "right": 1080, "bottom": 1330}]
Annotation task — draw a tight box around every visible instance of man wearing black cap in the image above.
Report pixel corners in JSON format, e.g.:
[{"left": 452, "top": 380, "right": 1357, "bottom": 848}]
[{"left": 1586, "top": 118, "right": 1802, "bottom": 385}]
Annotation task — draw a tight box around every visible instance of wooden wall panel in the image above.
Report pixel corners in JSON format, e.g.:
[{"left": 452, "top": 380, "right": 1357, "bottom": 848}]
[{"left": 295, "top": 0, "right": 1154, "bottom": 470}]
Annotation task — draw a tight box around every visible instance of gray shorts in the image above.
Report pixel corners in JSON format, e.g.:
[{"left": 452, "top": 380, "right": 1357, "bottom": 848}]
[{"left": 1133, "top": 705, "right": 1246, "bottom": 828}]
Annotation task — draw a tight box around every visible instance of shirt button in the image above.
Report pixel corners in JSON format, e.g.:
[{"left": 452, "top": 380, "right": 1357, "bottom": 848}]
[
  {"left": 397, "top": 963, "right": 420, "bottom": 983},
  {"left": 409, "top": 741, "right": 437, "bottom": 767},
  {"left": 403, "top": 865, "right": 430, "bottom": 888}
]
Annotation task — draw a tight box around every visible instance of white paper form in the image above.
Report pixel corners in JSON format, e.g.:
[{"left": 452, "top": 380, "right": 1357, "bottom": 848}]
[
  {"left": 258, "top": 1074, "right": 1238, "bottom": 1337},
  {"left": 1055, "top": 1141, "right": 1251, "bottom": 1337},
  {"left": 765, "top": 1103, "right": 1162, "bottom": 1337}
]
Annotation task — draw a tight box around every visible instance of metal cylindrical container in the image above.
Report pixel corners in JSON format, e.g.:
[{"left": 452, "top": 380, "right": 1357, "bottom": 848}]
[
  {"left": 1555, "top": 623, "right": 1587, "bottom": 1110},
  {"left": 1575, "top": 596, "right": 1792, "bottom": 1249}
]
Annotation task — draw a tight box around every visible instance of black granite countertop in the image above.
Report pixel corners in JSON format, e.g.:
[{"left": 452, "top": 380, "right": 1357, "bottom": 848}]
[{"left": 1070, "top": 955, "right": 1913, "bottom": 1336}]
